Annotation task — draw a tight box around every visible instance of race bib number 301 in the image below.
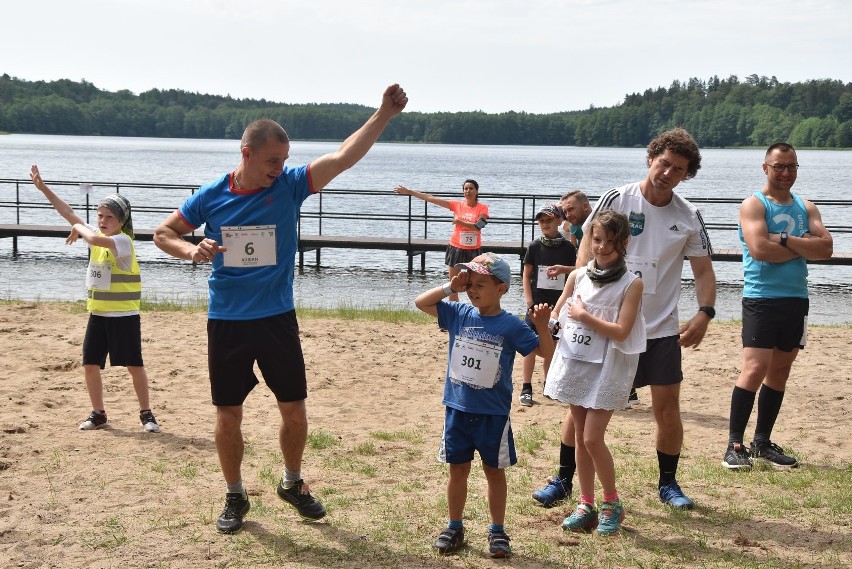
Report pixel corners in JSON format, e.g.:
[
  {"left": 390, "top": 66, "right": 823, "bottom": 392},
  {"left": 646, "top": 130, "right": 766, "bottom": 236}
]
[
  {"left": 449, "top": 336, "right": 501, "bottom": 388},
  {"left": 221, "top": 225, "right": 277, "bottom": 268}
]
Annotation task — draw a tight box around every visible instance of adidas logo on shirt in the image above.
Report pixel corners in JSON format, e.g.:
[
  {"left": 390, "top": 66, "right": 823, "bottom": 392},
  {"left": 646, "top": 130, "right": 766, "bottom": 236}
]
[{"left": 669, "top": 225, "right": 679, "bottom": 231}]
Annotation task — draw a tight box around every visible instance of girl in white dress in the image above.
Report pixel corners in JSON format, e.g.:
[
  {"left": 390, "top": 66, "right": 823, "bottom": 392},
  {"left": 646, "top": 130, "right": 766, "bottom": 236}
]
[{"left": 543, "top": 209, "right": 645, "bottom": 537}]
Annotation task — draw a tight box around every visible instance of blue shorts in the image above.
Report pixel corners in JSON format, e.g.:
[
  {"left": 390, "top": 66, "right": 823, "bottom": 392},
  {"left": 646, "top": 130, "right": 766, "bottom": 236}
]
[{"left": 438, "top": 407, "right": 516, "bottom": 468}]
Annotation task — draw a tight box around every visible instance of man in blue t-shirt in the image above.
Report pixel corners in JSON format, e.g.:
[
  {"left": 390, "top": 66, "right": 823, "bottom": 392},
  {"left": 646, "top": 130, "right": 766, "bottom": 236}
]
[
  {"left": 154, "top": 84, "right": 408, "bottom": 534},
  {"left": 722, "top": 142, "right": 833, "bottom": 472}
]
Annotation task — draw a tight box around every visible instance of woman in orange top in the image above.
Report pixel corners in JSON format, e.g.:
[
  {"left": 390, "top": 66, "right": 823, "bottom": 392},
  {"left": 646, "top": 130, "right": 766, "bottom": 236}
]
[{"left": 394, "top": 179, "right": 489, "bottom": 301}]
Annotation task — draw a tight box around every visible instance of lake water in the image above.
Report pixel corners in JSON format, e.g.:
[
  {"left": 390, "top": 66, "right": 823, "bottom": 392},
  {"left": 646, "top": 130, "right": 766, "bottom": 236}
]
[{"left": 1, "top": 134, "right": 850, "bottom": 324}]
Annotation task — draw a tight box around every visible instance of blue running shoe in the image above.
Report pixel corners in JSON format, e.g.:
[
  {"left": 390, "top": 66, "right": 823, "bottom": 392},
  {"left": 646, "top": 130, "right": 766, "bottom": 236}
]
[
  {"left": 658, "top": 479, "right": 694, "bottom": 510},
  {"left": 532, "top": 476, "right": 571, "bottom": 507}
]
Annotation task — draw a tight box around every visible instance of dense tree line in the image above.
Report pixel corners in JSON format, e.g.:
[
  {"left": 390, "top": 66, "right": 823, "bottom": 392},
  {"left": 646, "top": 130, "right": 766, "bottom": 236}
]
[{"left": 1, "top": 73, "right": 850, "bottom": 147}]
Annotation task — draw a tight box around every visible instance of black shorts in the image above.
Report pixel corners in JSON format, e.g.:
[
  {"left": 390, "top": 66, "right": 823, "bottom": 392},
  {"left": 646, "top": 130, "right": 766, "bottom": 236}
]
[
  {"left": 741, "top": 297, "right": 808, "bottom": 352},
  {"left": 207, "top": 311, "right": 307, "bottom": 406},
  {"left": 82, "top": 314, "right": 144, "bottom": 369},
  {"left": 445, "top": 244, "right": 481, "bottom": 267},
  {"left": 632, "top": 335, "right": 683, "bottom": 388}
]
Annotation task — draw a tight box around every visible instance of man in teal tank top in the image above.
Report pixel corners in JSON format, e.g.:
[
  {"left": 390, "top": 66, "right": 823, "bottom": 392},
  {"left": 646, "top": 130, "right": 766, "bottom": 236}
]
[{"left": 722, "top": 143, "right": 833, "bottom": 471}]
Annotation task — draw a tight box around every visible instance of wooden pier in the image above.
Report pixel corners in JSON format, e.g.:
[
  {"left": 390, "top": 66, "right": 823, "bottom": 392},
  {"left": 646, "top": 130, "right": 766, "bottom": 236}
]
[{"left": 2, "top": 223, "right": 850, "bottom": 271}]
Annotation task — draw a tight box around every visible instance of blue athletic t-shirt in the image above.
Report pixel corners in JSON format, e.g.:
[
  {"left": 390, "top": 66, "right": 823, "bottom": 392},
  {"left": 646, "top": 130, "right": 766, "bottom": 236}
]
[
  {"left": 437, "top": 302, "right": 539, "bottom": 415},
  {"left": 179, "top": 166, "right": 314, "bottom": 319}
]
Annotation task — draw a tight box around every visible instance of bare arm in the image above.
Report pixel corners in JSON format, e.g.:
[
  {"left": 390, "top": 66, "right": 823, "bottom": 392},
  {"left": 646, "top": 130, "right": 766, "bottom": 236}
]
[
  {"left": 65, "top": 223, "right": 118, "bottom": 254},
  {"left": 678, "top": 255, "right": 716, "bottom": 348},
  {"left": 309, "top": 84, "right": 407, "bottom": 191},
  {"left": 522, "top": 263, "right": 534, "bottom": 307},
  {"left": 393, "top": 185, "right": 452, "bottom": 209},
  {"left": 568, "top": 278, "right": 643, "bottom": 343},
  {"left": 414, "top": 271, "right": 472, "bottom": 317},
  {"left": 30, "top": 165, "right": 86, "bottom": 226},
  {"left": 551, "top": 269, "right": 579, "bottom": 320},
  {"left": 529, "top": 303, "right": 555, "bottom": 359},
  {"left": 788, "top": 200, "right": 833, "bottom": 260},
  {"left": 154, "top": 211, "right": 227, "bottom": 264}
]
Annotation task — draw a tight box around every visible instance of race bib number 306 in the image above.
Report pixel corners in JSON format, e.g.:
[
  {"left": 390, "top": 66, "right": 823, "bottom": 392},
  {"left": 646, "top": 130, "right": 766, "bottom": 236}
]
[{"left": 221, "top": 225, "right": 277, "bottom": 268}]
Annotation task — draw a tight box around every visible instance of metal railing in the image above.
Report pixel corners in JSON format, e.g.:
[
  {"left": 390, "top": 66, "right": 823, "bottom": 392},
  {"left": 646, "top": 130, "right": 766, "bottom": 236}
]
[{"left": 2, "top": 178, "right": 850, "bottom": 265}]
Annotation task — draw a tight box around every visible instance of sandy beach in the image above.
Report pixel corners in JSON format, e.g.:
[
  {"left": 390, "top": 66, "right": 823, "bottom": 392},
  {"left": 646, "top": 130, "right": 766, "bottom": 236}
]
[{"left": 0, "top": 302, "right": 849, "bottom": 568}]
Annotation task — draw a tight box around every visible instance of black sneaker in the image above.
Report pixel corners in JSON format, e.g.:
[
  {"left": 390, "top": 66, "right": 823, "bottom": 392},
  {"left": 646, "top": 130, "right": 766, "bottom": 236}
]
[
  {"left": 626, "top": 388, "right": 640, "bottom": 408},
  {"left": 750, "top": 440, "right": 799, "bottom": 469},
  {"left": 722, "top": 442, "right": 753, "bottom": 470},
  {"left": 216, "top": 492, "right": 250, "bottom": 534},
  {"left": 519, "top": 387, "right": 533, "bottom": 407},
  {"left": 487, "top": 529, "right": 512, "bottom": 558},
  {"left": 433, "top": 526, "right": 465, "bottom": 554},
  {"left": 276, "top": 479, "right": 327, "bottom": 520},
  {"left": 140, "top": 410, "right": 160, "bottom": 433},
  {"left": 79, "top": 410, "right": 107, "bottom": 430}
]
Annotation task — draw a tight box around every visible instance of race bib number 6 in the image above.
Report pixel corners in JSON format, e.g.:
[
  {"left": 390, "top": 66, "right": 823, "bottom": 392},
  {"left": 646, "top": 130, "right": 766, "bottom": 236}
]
[{"left": 221, "top": 225, "right": 277, "bottom": 268}]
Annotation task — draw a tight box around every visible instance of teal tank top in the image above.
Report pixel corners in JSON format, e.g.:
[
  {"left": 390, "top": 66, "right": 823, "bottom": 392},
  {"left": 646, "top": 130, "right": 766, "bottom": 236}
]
[{"left": 739, "top": 191, "right": 809, "bottom": 298}]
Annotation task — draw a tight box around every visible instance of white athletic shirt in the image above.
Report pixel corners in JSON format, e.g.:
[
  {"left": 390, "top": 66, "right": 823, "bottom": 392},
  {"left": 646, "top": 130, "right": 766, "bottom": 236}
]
[{"left": 584, "top": 183, "right": 711, "bottom": 339}]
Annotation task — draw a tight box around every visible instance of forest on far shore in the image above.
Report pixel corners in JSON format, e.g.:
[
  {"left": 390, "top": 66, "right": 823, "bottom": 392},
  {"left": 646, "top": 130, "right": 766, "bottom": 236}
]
[{"left": 1, "top": 73, "right": 850, "bottom": 148}]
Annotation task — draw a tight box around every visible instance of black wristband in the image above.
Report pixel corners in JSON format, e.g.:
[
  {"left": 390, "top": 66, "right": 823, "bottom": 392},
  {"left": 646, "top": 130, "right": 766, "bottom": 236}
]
[
  {"left": 698, "top": 306, "right": 715, "bottom": 319},
  {"left": 780, "top": 232, "right": 789, "bottom": 247}
]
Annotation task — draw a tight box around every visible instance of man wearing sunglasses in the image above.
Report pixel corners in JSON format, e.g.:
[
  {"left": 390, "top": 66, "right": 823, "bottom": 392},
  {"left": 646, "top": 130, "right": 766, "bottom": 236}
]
[{"left": 723, "top": 142, "right": 833, "bottom": 471}]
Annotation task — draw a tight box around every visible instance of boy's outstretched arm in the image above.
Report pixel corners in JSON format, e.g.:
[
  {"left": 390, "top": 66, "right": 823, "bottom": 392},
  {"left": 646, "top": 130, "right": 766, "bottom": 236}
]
[
  {"left": 529, "top": 303, "right": 555, "bottom": 359},
  {"left": 30, "top": 165, "right": 85, "bottom": 227},
  {"left": 414, "top": 272, "right": 470, "bottom": 317}
]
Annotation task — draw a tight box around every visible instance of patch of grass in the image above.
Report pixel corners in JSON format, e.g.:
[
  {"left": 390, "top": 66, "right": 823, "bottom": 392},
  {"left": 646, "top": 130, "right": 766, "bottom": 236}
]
[
  {"left": 514, "top": 423, "right": 548, "bottom": 454},
  {"left": 81, "top": 516, "right": 128, "bottom": 550},
  {"left": 369, "top": 429, "right": 425, "bottom": 444},
  {"left": 306, "top": 428, "right": 340, "bottom": 450},
  {"left": 296, "top": 301, "right": 432, "bottom": 324}
]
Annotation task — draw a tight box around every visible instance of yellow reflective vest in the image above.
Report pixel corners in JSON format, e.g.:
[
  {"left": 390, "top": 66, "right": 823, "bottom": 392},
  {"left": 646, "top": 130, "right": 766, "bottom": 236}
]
[{"left": 87, "top": 237, "right": 141, "bottom": 313}]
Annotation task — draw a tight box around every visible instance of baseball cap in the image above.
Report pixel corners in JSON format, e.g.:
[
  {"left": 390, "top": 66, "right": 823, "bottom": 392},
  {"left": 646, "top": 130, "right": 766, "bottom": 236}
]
[
  {"left": 535, "top": 203, "right": 563, "bottom": 221},
  {"left": 455, "top": 252, "right": 511, "bottom": 287}
]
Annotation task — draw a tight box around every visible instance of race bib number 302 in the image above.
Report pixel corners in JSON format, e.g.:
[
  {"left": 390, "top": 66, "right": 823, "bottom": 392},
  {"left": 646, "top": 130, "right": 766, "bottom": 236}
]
[
  {"left": 559, "top": 321, "right": 605, "bottom": 363},
  {"left": 221, "top": 225, "right": 277, "bottom": 268}
]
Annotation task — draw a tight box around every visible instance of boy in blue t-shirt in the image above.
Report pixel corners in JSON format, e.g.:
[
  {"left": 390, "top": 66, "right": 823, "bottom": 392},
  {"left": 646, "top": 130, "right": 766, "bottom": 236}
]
[{"left": 414, "top": 252, "right": 555, "bottom": 558}]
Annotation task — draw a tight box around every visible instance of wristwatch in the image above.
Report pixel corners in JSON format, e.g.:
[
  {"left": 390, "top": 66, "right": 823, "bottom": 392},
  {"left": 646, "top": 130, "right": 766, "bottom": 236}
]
[
  {"left": 780, "top": 232, "right": 789, "bottom": 247},
  {"left": 698, "top": 306, "right": 716, "bottom": 319}
]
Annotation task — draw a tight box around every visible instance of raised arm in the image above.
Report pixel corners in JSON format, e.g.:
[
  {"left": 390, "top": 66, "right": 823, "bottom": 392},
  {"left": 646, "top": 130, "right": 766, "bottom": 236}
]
[
  {"left": 393, "top": 185, "right": 452, "bottom": 210},
  {"left": 308, "top": 84, "right": 407, "bottom": 191},
  {"left": 30, "top": 165, "right": 86, "bottom": 226}
]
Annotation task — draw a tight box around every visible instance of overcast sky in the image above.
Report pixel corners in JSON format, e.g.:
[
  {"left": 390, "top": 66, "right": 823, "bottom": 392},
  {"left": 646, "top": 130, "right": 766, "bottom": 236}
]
[{"left": 3, "top": 0, "right": 850, "bottom": 114}]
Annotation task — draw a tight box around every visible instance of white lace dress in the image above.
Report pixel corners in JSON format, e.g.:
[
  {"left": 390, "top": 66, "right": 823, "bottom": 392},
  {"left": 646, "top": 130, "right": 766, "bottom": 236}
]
[{"left": 543, "top": 270, "right": 646, "bottom": 410}]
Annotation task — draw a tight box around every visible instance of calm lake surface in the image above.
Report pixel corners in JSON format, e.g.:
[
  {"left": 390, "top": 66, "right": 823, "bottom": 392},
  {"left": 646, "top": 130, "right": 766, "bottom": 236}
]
[{"left": 1, "top": 134, "right": 850, "bottom": 324}]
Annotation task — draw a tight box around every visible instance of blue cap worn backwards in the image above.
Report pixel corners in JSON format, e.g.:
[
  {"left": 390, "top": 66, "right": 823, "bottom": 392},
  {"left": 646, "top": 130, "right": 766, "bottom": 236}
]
[{"left": 455, "top": 252, "right": 511, "bottom": 288}]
